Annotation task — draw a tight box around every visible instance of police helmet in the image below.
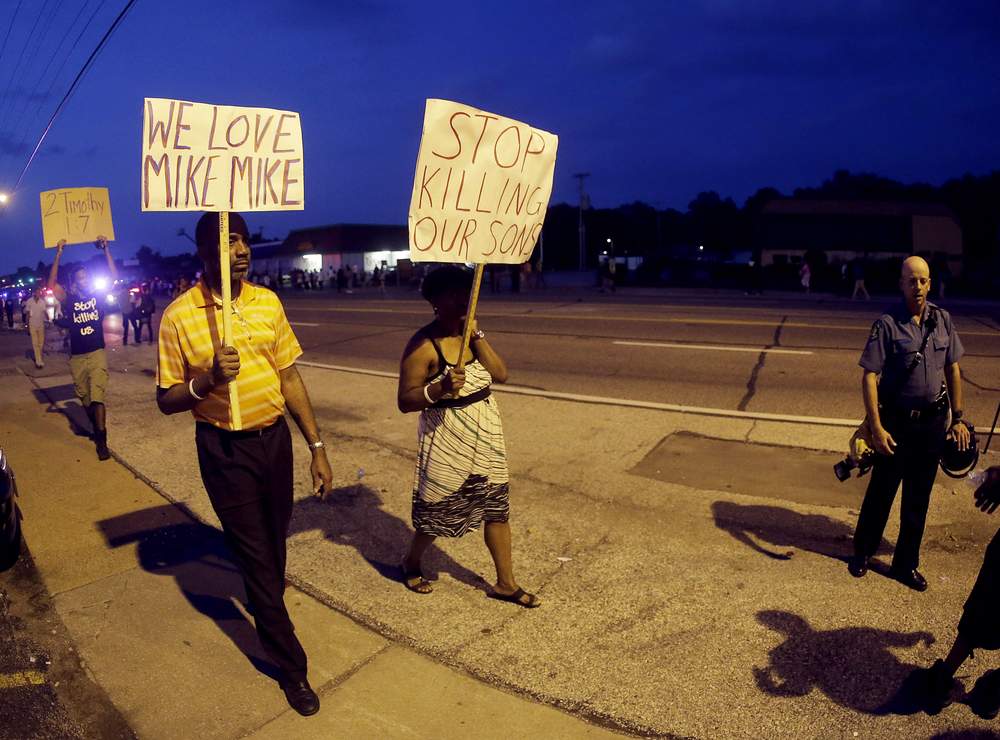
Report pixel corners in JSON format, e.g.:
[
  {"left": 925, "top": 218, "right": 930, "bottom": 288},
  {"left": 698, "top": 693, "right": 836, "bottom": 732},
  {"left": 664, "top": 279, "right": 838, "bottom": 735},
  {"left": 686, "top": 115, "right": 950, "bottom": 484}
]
[{"left": 940, "top": 420, "right": 979, "bottom": 478}]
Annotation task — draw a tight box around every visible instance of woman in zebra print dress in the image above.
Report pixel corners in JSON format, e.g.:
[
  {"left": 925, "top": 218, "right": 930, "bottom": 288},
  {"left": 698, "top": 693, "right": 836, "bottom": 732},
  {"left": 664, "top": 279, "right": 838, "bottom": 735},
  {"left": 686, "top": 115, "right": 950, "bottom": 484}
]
[{"left": 396, "top": 266, "right": 539, "bottom": 608}]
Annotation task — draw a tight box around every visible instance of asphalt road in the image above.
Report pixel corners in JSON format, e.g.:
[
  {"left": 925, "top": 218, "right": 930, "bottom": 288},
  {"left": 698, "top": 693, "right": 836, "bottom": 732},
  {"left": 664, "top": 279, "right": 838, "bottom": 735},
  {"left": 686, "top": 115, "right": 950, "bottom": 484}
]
[{"left": 272, "top": 288, "right": 1000, "bottom": 426}]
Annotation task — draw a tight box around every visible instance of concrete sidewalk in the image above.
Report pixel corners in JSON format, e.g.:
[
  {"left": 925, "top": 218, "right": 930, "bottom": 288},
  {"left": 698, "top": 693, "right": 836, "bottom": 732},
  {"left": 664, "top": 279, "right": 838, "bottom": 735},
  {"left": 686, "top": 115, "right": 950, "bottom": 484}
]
[{"left": 0, "top": 365, "right": 623, "bottom": 739}]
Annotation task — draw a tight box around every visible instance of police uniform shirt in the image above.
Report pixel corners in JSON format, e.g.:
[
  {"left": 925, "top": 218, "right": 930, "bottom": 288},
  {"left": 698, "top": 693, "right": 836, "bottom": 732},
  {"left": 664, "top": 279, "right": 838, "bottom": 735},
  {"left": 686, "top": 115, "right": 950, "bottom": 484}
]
[{"left": 859, "top": 302, "right": 963, "bottom": 406}]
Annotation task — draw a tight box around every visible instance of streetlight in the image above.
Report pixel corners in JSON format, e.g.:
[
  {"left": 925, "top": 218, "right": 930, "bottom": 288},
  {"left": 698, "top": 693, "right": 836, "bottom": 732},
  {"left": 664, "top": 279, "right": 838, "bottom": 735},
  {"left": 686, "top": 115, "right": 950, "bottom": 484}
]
[{"left": 0, "top": 192, "right": 9, "bottom": 205}]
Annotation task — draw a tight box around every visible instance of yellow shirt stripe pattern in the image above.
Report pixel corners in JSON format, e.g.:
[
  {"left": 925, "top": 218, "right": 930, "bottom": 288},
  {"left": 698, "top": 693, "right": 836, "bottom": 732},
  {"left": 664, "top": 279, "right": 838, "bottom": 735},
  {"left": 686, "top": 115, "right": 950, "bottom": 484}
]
[{"left": 156, "top": 280, "right": 302, "bottom": 431}]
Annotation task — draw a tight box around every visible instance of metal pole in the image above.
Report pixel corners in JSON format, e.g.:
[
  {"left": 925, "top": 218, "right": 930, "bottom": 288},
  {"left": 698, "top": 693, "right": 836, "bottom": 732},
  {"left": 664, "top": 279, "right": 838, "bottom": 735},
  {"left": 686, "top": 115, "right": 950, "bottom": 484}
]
[{"left": 573, "top": 172, "right": 590, "bottom": 271}]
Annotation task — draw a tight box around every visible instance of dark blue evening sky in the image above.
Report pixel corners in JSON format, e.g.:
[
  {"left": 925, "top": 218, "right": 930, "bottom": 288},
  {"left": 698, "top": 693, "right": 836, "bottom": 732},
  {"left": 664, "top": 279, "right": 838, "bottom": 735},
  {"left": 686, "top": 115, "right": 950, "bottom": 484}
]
[{"left": 1, "top": 0, "right": 998, "bottom": 272}]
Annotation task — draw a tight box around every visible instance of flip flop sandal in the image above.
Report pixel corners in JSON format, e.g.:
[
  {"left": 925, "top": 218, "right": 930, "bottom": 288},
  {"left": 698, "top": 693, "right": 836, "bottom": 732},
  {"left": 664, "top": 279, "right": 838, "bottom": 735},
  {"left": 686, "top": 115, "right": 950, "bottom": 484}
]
[
  {"left": 401, "top": 565, "right": 433, "bottom": 594},
  {"left": 488, "top": 587, "right": 540, "bottom": 608}
]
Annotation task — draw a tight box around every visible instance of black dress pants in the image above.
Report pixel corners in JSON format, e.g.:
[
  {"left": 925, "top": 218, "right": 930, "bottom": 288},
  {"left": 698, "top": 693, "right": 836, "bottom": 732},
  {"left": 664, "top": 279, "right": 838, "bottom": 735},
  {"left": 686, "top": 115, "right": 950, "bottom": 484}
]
[
  {"left": 853, "top": 411, "right": 946, "bottom": 571},
  {"left": 122, "top": 315, "right": 139, "bottom": 343},
  {"left": 195, "top": 416, "right": 307, "bottom": 682},
  {"left": 137, "top": 316, "right": 153, "bottom": 342}
]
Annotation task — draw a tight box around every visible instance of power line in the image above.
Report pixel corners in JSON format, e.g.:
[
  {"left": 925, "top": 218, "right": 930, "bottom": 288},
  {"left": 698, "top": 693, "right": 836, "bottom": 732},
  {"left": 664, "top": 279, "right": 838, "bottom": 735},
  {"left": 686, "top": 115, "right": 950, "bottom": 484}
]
[
  {"left": 12, "top": 0, "right": 138, "bottom": 193},
  {"left": 2, "top": 0, "right": 97, "bottom": 175},
  {"left": 1, "top": 0, "right": 78, "bottom": 168},
  {"left": 0, "top": 0, "right": 55, "bottom": 136},
  {"left": 0, "top": 1, "right": 24, "bottom": 70}
]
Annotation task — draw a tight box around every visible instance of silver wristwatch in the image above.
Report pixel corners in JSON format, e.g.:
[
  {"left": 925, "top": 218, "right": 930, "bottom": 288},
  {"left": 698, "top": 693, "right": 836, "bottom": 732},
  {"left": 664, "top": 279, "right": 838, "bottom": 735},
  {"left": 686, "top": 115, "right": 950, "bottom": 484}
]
[
  {"left": 471, "top": 329, "right": 485, "bottom": 342},
  {"left": 308, "top": 440, "right": 325, "bottom": 450}
]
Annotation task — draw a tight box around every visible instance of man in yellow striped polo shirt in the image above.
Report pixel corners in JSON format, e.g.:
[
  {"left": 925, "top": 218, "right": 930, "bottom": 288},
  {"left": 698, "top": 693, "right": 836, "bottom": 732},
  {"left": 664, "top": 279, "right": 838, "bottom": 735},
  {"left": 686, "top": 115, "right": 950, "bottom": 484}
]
[{"left": 156, "top": 212, "right": 332, "bottom": 717}]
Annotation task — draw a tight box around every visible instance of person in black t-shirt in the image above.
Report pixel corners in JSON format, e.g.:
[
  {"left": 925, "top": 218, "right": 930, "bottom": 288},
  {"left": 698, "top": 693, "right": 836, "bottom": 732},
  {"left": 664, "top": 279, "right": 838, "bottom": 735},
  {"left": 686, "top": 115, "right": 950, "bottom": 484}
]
[{"left": 48, "top": 236, "right": 118, "bottom": 460}]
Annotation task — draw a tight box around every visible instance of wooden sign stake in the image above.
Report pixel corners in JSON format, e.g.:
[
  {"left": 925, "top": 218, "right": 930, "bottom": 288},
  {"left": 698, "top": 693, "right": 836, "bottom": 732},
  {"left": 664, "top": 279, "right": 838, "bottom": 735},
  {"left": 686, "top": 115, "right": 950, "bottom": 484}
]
[
  {"left": 456, "top": 263, "right": 485, "bottom": 372},
  {"left": 219, "top": 211, "right": 242, "bottom": 429}
]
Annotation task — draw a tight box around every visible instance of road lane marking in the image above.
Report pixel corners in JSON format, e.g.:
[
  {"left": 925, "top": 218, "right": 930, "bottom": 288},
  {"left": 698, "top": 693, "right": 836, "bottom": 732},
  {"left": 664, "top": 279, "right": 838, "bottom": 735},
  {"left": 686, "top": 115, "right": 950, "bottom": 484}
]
[
  {"left": 0, "top": 670, "right": 46, "bottom": 688},
  {"left": 296, "top": 360, "right": 863, "bottom": 427},
  {"left": 285, "top": 306, "right": 1000, "bottom": 336},
  {"left": 289, "top": 322, "right": 321, "bottom": 327},
  {"left": 613, "top": 340, "right": 814, "bottom": 355},
  {"left": 298, "top": 360, "right": 1000, "bottom": 431}
]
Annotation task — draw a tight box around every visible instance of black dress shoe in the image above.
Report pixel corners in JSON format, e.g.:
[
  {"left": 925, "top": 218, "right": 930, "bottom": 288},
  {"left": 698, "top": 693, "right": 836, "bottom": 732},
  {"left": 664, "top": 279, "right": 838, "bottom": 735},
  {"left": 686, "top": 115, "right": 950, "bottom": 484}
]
[
  {"left": 922, "top": 659, "right": 958, "bottom": 714},
  {"left": 891, "top": 567, "right": 928, "bottom": 592},
  {"left": 848, "top": 555, "right": 869, "bottom": 578},
  {"left": 281, "top": 680, "right": 320, "bottom": 716},
  {"left": 969, "top": 670, "right": 1000, "bottom": 720}
]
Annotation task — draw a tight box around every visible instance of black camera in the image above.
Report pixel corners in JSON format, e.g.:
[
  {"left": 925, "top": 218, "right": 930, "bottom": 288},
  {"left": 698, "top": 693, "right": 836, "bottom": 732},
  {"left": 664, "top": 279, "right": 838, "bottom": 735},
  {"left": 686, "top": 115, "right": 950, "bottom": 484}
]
[{"left": 834, "top": 450, "right": 875, "bottom": 482}]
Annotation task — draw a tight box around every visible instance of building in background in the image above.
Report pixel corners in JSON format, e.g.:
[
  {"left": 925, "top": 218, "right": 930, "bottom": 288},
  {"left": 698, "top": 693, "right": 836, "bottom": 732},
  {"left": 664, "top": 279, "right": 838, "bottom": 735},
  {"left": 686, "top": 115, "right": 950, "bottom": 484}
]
[
  {"left": 249, "top": 224, "right": 409, "bottom": 280},
  {"left": 755, "top": 200, "right": 963, "bottom": 275}
]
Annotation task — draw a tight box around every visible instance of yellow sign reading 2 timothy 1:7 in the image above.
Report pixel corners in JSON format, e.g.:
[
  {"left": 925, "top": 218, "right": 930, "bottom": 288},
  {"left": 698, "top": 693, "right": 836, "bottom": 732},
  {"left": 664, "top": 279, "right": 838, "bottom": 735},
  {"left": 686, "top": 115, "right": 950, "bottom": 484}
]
[{"left": 39, "top": 187, "right": 116, "bottom": 248}]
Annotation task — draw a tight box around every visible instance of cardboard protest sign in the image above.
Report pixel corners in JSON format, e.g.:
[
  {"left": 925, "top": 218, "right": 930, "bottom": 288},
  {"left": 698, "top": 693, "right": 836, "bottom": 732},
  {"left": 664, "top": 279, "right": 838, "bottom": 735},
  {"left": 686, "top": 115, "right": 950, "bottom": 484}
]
[
  {"left": 40, "top": 187, "right": 115, "bottom": 247},
  {"left": 408, "top": 99, "right": 558, "bottom": 264},
  {"left": 141, "top": 98, "right": 304, "bottom": 212}
]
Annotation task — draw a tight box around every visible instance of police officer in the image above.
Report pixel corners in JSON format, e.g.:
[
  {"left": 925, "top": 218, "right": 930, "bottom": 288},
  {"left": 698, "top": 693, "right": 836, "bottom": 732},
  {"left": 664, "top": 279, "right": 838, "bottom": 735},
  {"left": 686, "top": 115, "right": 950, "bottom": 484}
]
[{"left": 848, "top": 255, "right": 970, "bottom": 591}]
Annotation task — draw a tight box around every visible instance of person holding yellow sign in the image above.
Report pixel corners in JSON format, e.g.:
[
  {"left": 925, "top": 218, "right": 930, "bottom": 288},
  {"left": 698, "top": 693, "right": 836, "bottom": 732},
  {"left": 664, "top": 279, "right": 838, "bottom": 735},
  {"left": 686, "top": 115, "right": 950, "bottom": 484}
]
[
  {"left": 155, "top": 212, "right": 332, "bottom": 717},
  {"left": 47, "top": 236, "right": 117, "bottom": 461}
]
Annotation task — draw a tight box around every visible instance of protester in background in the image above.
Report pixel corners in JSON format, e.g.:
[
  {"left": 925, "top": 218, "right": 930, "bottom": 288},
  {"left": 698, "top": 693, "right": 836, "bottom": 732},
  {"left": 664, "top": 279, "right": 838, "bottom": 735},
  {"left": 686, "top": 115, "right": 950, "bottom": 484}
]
[
  {"left": 121, "top": 286, "right": 140, "bottom": 345},
  {"left": 25, "top": 287, "right": 48, "bottom": 369},
  {"left": 172, "top": 276, "right": 191, "bottom": 301},
  {"left": 2, "top": 296, "right": 13, "bottom": 329},
  {"left": 533, "top": 253, "right": 547, "bottom": 289},
  {"left": 933, "top": 254, "right": 952, "bottom": 300},
  {"left": 914, "top": 467, "right": 1000, "bottom": 718},
  {"left": 156, "top": 211, "right": 332, "bottom": 717},
  {"left": 396, "top": 266, "right": 539, "bottom": 608},
  {"left": 600, "top": 258, "right": 616, "bottom": 293},
  {"left": 48, "top": 236, "right": 117, "bottom": 460},
  {"left": 852, "top": 258, "right": 870, "bottom": 300},
  {"left": 799, "top": 260, "right": 811, "bottom": 293},
  {"left": 54, "top": 299, "right": 69, "bottom": 351},
  {"left": 136, "top": 284, "right": 156, "bottom": 343}
]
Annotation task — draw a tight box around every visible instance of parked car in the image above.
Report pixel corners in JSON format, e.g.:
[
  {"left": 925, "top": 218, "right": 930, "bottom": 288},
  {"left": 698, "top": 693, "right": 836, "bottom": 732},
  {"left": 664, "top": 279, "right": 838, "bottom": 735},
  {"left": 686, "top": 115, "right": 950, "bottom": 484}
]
[{"left": 0, "top": 446, "right": 22, "bottom": 571}]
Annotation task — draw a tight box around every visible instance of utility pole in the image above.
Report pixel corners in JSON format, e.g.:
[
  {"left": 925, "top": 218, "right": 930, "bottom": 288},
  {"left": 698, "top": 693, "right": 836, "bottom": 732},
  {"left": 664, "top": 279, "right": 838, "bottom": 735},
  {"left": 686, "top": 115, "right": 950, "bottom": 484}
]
[{"left": 573, "top": 172, "right": 590, "bottom": 271}]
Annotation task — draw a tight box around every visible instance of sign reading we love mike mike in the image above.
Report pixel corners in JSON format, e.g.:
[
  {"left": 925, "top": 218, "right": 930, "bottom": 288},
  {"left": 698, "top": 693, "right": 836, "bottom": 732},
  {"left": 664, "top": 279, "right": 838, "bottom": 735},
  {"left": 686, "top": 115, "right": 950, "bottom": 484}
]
[{"left": 141, "top": 97, "right": 304, "bottom": 212}]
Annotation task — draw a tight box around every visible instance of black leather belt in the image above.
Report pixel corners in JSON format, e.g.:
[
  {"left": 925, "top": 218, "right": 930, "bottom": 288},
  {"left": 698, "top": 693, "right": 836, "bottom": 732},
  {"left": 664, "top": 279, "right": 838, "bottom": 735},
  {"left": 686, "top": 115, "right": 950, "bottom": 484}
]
[
  {"left": 432, "top": 387, "right": 491, "bottom": 409},
  {"left": 883, "top": 395, "right": 948, "bottom": 422},
  {"left": 197, "top": 417, "right": 283, "bottom": 437}
]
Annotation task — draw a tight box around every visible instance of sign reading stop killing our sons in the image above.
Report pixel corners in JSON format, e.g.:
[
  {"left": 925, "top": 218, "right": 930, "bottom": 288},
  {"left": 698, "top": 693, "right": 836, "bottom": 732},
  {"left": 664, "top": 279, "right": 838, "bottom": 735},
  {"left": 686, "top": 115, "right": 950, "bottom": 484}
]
[
  {"left": 408, "top": 99, "right": 558, "bottom": 264},
  {"left": 141, "top": 97, "right": 304, "bottom": 212},
  {"left": 39, "top": 187, "right": 115, "bottom": 248}
]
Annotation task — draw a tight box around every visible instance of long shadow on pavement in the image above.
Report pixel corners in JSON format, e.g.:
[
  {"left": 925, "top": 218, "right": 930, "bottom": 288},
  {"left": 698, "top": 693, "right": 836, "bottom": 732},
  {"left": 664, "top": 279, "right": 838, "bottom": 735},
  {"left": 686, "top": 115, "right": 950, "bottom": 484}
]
[
  {"left": 290, "top": 484, "right": 488, "bottom": 592},
  {"left": 97, "top": 505, "right": 281, "bottom": 682},
  {"left": 754, "top": 609, "right": 932, "bottom": 715},
  {"left": 712, "top": 500, "right": 891, "bottom": 563},
  {"left": 30, "top": 386, "right": 91, "bottom": 439},
  {"left": 930, "top": 731, "right": 1000, "bottom": 739}
]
